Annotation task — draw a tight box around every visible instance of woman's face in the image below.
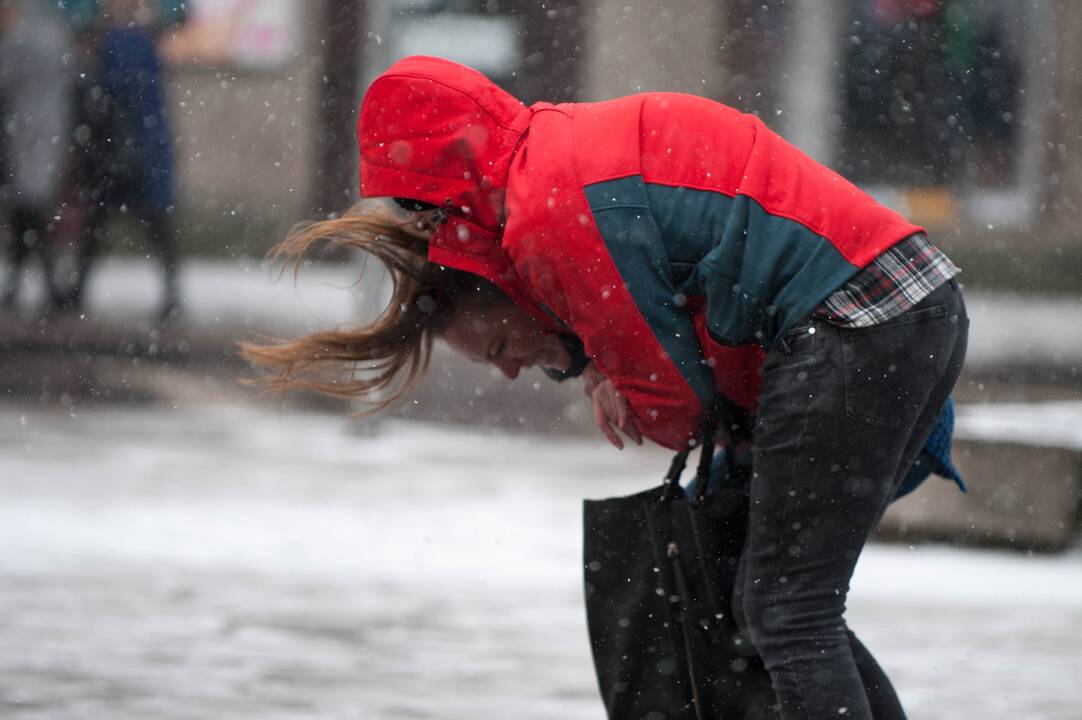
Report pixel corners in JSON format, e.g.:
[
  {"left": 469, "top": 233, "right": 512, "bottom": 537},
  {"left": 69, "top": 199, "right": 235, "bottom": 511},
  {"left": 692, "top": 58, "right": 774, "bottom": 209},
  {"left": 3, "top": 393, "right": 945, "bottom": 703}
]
[
  {"left": 382, "top": 201, "right": 441, "bottom": 240},
  {"left": 441, "top": 293, "right": 571, "bottom": 380},
  {"left": 408, "top": 208, "right": 442, "bottom": 239}
]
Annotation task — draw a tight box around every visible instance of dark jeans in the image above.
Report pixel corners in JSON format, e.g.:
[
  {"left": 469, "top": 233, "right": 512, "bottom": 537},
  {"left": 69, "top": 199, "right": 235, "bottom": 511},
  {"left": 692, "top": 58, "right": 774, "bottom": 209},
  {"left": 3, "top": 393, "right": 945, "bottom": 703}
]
[
  {"left": 70, "top": 207, "right": 179, "bottom": 315},
  {"left": 731, "top": 280, "right": 968, "bottom": 720},
  {"left": 2, "top": 204, "right": 64, "bottom": 309}
]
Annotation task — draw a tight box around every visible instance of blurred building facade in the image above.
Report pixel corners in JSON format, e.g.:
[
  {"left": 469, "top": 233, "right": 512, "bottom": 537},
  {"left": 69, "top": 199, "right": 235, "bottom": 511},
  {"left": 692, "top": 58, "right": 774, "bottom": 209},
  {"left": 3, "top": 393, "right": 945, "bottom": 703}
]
[{"left": 165, "top": 0, "right": 1081, "bottom": 288}]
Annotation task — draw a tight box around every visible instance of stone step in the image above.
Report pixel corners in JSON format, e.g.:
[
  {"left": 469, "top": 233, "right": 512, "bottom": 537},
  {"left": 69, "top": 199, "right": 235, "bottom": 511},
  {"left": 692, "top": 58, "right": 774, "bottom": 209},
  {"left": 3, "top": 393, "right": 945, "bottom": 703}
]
[{"left": 879, "top": 402, "right": 1082, "bottom": 552}]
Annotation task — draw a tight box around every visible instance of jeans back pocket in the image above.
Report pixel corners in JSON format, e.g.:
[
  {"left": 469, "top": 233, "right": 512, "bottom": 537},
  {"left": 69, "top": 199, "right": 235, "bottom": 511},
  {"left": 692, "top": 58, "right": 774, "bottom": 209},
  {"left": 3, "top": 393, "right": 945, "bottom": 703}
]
[{"left": 841, "top": 305, "right": 949, "bottom": 429}]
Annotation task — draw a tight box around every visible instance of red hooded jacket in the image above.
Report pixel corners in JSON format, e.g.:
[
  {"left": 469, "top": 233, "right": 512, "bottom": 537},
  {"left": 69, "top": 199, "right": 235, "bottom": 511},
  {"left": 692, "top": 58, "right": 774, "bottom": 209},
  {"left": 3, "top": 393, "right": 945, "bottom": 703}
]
[{"left": 358, "top": 56, "right": 922, "bottom": 450}]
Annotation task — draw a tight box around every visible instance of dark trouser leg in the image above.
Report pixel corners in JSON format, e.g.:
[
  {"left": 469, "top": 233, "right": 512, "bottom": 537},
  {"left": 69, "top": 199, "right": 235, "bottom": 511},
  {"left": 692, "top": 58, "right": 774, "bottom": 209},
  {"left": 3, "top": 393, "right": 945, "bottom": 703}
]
[
  {"left": 144, "top": 210, "right": 179, "bottom": 316},
  {"left": 731, "top": 592, "right": 909, "bottom": 719},
  {"left": 2, "top": 209, "right": 30, "bottom": 307},
  {"left": 847, "top": 631, "right": 906, "bottom": 720},
  {"left": 732, "top": 282, "right": 968, "bottom": 720},
  {"left": 4, "top": 205, "right": 64, "bottom": 308},
  {"left": 68, "top": 203, "right": 106, "bottom": 309}
]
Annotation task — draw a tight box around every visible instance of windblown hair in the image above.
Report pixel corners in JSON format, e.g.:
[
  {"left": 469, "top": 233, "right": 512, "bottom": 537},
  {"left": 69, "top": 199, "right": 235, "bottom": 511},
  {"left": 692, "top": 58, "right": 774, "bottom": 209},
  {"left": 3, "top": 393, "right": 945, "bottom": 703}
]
[{"left": 240, "top": 200, "right": 477, "bottom": 414}]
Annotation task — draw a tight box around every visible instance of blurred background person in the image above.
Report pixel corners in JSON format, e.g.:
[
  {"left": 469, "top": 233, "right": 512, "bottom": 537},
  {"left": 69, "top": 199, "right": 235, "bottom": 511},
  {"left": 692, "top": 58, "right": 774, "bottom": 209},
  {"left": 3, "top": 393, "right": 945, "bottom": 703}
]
[
  {"left": 0, "top": 0, "right": 75, "bottom": 312},
  {"left": 64, "top": 0, "right": 186, "bottom": 321}
]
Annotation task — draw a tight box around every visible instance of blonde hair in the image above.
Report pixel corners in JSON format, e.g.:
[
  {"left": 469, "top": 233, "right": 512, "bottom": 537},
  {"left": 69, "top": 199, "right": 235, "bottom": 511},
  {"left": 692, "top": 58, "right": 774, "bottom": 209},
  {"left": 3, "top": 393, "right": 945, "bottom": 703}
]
[{"left": 240, "top": 200, "right": 476, "bottom": 414}]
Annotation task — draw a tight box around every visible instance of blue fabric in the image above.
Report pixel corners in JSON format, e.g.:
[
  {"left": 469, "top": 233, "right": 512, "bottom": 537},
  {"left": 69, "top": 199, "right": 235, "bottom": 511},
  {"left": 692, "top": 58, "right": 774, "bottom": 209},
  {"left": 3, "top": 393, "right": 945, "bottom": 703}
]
[
  {"left": 644, "top": 183, "right": 733, "bottom": 269},
  {"left": 692, "top": 194, "right": 859, "bottom": 347},
  {"left": 99, "top": 27, "right": 174, "bottom": 213},
  {"left": 585, "top": 177, "right": 860, "bottom": 349},
  {"left": 894, "top": 396, "right": 967, "bottom": 499},
  {"left": 56, "top": 0, "right": 189, "bottom": 29},
  {"left": 584, "top": 180, "right": 718, "bottom": 411},
  {"left": 683, "top": 447, "right": 737, "bottom": 500},
  {"left": 686, "top": 396, "right": 966, "bottom": 501}
]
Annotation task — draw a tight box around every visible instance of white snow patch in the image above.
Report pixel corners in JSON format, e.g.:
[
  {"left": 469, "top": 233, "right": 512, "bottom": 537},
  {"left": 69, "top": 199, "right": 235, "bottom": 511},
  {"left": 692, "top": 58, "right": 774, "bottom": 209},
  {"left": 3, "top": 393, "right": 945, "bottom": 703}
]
[{"left": 1, "top": 403, "right": 1080, "bottom": 719}]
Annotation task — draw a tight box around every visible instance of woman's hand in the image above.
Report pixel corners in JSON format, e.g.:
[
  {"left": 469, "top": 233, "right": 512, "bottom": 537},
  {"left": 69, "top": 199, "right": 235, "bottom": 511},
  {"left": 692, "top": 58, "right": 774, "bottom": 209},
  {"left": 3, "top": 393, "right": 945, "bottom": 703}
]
[
  {"left": 583, "top": 363, "right": 642, "bottom": 449},
  {"left": 581, "top": 361, "right": 605, "bottom": 397}
]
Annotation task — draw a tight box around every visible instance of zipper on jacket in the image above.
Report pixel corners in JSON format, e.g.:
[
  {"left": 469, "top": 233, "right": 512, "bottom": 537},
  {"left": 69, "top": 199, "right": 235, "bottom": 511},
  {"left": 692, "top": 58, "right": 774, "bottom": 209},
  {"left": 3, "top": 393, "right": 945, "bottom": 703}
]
[{"left": 667, "top": 541, "right": 706, "bottom": 720}]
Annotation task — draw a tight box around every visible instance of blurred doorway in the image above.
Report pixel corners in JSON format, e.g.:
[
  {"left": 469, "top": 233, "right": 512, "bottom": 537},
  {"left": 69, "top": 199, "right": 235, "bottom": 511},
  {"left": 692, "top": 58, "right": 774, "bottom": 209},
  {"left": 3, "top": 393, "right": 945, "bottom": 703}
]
[{"left": 836, "top": 0, "right": 1051, "bottom": 226}]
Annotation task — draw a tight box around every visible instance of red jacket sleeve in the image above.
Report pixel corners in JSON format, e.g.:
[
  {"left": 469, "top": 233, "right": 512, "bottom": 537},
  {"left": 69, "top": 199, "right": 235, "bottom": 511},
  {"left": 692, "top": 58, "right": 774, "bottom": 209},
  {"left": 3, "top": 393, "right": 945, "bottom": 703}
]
[{"left": 503, "top": 109, "right": 712, "bottom": 450}]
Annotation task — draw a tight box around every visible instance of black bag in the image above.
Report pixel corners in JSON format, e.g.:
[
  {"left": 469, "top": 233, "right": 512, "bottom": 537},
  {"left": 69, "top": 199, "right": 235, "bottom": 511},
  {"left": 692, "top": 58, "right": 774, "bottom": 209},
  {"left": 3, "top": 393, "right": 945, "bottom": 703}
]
[{"left": 583, "top": 405, "right": 778, "bottom": 720}]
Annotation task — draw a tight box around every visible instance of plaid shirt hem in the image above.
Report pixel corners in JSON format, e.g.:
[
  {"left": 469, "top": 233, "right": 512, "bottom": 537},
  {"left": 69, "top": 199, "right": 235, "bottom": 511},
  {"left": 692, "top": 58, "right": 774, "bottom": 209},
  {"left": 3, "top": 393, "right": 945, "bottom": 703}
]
[{"left": 813, "top": 234, "right": 960, "bottom": 328}]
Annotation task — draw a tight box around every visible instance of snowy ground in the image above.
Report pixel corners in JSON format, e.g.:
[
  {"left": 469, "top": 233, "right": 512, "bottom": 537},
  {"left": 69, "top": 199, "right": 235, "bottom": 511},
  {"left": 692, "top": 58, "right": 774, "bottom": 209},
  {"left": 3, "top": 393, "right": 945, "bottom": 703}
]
[
  {"left": 956, "top": 400, "right": 1082, "bottom": 449},
  {"left": 1, "top": 401, "right": 1080, "bottom": 720}
]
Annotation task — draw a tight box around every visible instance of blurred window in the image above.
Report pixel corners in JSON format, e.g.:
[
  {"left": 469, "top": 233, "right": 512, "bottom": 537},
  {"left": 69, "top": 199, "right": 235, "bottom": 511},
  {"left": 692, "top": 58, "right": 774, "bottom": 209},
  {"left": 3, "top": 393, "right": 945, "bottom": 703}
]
[
  {"left": 159, "top": 0, "right": 298, "bottom": 70},
  {"left": 373, "top": 1, "right": 521, "bottom": 87},
  {"left": 840, "top": 0, "right": 1028, "bottom": 190}
]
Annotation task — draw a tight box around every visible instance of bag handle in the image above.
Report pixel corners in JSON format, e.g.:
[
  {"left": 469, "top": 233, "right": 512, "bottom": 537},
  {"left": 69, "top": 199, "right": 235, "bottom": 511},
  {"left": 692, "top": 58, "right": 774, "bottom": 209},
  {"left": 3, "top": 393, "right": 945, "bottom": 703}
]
[{"left": 662, "top": 396, "right": 736, "bottom": 503}]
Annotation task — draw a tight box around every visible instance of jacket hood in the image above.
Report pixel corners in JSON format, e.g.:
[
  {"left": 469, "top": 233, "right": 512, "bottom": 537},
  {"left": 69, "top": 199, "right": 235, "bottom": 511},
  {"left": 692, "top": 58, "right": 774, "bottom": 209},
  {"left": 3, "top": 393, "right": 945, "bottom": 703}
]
[{"left": 357, "top": 56, "right": 546, "bottom": 317}]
